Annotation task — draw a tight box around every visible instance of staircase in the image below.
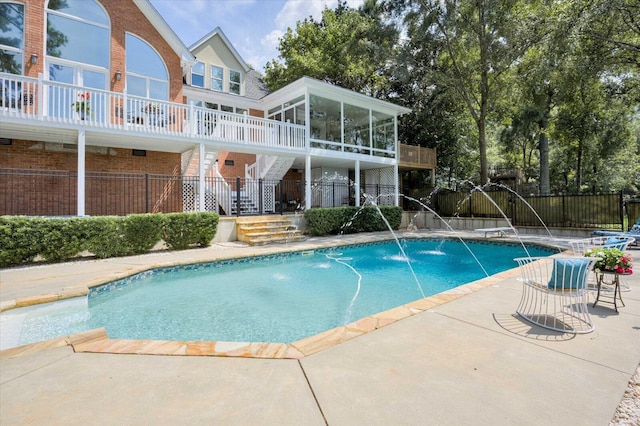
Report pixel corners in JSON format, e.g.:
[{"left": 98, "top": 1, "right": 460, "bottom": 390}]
[
  {"left": 246, "top": 155, "right": 295, "bottom": 181},
  {"left": 181, "top": 147, "right": 218, "bottom": 177},
  {"left": 230, "top": 194, "right": 260, "bottom": 215},
  {"left": 236, "top": 216, "right": 305, "bottom": 246}
]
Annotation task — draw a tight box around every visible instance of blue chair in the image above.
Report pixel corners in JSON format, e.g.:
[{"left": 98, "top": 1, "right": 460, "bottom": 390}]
[
  {"left": 593, "top": 215, "right": 640, "bottom": 245},
  {"left": 515, "top": 256, "right": 599, "bottom": 334}
]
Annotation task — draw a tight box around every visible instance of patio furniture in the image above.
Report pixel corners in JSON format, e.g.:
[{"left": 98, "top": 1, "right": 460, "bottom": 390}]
[
  {"left": 568, "top": 236, "right": 635, "bottom": 291},
  {"left": 568, "top": 236, "right": 636, "bottom": 256},
  {"left": 593, "top": 270, "right": 628, "bottom": 312},
  {"left": 593, "top": 215, "right": 640, "bottom": 245},
  {"left": 474, "top": 227, "right": 514, "bottom": 238},
  {"left": 514, "top": 256, "right": 599, "bottom": 334}
]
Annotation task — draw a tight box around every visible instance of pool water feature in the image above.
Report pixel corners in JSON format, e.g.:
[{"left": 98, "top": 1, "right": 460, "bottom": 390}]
[{"left": 3, "top": 239, "right": 556, "bottom": 348}]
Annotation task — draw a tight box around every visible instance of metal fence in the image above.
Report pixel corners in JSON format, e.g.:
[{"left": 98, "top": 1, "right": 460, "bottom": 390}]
[
  {"left": 402, "top": 187, "right": 635, "bottom": 230},
  {"left": 0, "top": 168, "right": 395, "bottom": 217},
  {"left": 2, "top": 168, "right": 637, "bottom": 229}
]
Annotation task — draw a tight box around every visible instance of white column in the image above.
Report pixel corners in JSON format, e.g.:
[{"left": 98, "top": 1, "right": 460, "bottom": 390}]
[
  {"left": 199, "top": 143, "right": 205, "bottom": 211},
  {"left": 394, "top": 114, "right": 400, "bottom": 207},
  {"left": 355, "top": 160, "right": 361, "bottom": 207},
  {"left": 77, "top": 129, "right": 86, "bottom": 216},
  {"left": 305, "top": 155, "right": 311, "bottom": 210}
]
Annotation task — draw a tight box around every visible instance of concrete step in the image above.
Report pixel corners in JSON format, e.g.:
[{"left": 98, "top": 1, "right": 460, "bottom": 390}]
[{"left": 246, "top": 234, "right": 307, "bottom": 246}]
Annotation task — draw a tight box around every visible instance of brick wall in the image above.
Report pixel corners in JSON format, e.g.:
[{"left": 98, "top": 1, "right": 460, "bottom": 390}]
[{"left": 0, "top": 140, "right": 182, "bottom": 216}]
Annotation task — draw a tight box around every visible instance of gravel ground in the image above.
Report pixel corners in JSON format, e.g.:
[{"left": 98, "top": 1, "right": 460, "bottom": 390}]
[{"left": 611, "top": 364, "right": 640, "bottom": 425}]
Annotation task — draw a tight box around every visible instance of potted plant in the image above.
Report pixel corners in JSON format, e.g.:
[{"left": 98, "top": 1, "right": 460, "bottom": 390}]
[
  {"left": 73, "top": 92, "right": 91, "bottom": 119},
  {"left": 584, "top": 247, "right": 633, "bottom": 274}
]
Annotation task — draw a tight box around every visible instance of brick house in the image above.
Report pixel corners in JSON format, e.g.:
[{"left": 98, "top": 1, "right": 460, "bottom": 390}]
[{"left": 0, "top": 0, "right": 435, "bottom": 217}]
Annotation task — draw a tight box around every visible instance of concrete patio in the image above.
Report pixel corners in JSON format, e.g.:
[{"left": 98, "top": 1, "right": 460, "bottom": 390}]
[{"left": 1, "top": 232, "right": 639, "bottom": 425}]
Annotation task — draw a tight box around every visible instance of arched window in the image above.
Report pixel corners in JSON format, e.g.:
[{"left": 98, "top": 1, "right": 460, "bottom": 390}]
[
  {"left": 46, "top": 0, "right": 110, "bottom": 86},
  {"left": 0, "top": 1, "right": 25, "bottom": 74},
  {"left": 126, "top": 33, "right": 168, "bottom": 100}
]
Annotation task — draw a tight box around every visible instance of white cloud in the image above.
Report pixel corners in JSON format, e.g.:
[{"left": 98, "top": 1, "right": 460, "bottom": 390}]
[
  {"left": 275, "top": 0, "right": 364, "bottom": 31},
  {"left": 261, "top": 29, "right": 284, "bottom": 50}
]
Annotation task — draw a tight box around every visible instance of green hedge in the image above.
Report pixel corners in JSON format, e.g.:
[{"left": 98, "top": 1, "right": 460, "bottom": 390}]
[
  {"left": 304, "top": 206, "right": 402, "bottom": 236},
  {"left": 162, "top": 212, "right": 219, "bottom": 250},
  {"left": 0, "top": 212, "right": 219, "bottom": 268}
]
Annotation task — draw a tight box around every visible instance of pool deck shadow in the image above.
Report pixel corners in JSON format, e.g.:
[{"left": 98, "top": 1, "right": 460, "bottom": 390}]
[{"left": 1, "top": 231, "right": 639, "bottom": 424}]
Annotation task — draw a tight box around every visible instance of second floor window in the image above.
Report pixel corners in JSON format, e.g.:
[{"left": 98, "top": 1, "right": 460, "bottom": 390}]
[
  {"left": 0, "top": 2, "right": 24, "bottom": 74},
  {"left": 126, "top": 33, "right": 168, "bottom": 100},
  {"left": 46, "top": 0, "right": 110, "bottom": 69},
  {"left": 229, "top": 70, "right": 240, "bottom": 95},
  {"left": 210, "top": 65, "right": 223, "bottom": 91},
  {"left": 191, "top": 61, "right": 204, "bottom": 87}
]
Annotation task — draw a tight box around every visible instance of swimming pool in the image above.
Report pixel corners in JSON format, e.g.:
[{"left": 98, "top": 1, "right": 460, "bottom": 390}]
[{"left": 3, "top": 239, "right": 556, "bottom": 347}]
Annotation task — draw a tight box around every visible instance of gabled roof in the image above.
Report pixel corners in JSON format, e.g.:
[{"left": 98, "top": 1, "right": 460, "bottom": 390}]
[
  {"left": 189, "top": 27, "right": 250, "bottom": 73},
  {"left": 244, "top": 70, "right": 270, "bottom": 100},
  {"left": 134, "top": 0, "right": 196, "bottom": 69}
]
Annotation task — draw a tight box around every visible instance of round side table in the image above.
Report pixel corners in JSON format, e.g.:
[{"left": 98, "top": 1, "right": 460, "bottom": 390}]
[{"left": 593, "top": 271, "right": 629, "bottom": 312}]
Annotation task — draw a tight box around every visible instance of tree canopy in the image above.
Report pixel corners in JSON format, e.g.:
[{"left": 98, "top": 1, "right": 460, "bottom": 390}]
[{"left": 263, "top": 0, "right": 640, "bottom": 194}]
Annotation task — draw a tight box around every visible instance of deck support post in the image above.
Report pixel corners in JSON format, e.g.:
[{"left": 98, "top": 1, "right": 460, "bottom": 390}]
[
  {"left": 305, "top": 155, "right": 311, "bottom": 211},
  {"left": 199, "top": 143, "right": 205, "bottom": 211},
  {"left": 77, "top": 129, "right": 85, "bottom": 216},
  {"left": 355, "top": 160, "right": 360, "bottom": 207}
]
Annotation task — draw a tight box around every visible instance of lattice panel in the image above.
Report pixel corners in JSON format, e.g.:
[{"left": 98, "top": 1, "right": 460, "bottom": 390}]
[
  {"left": 205, "top": 189, "right": 217, "bottom": 212},
  {"left": 183, "top": 182, "right": 218, "bottom": 212},
  {"left": 378, "top": 167, "right": 395, "bottom": 206},
  {"left": 182, "top": 182, "right": 197, "bottom": 212},
  {"left": 262, "top": 184, "right": 275, "bottom": 212},
  {"left": 363, "top": 167, "right": 396, "bottom": 206}
]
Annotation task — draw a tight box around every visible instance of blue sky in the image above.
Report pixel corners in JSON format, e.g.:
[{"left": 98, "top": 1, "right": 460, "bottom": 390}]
[{"left": 150, "top": 0, "right": 364, "bottom": 73}]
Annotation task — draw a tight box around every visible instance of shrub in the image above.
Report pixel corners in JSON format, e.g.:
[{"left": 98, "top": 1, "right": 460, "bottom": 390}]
[
  {"left": 304, "top": 206, "right": 402, "bottom": 236},
  {"left": 39, "top": 217, "right": 92, "bottom": 262},
  {"left": 0, "top": 217, "right": 45, "bottom": 267},
  {"left": 85, "top": 216, "right": 131, "bottom": 259},
  {"left": 124, "top": 214, "right": 163, "bottom": 254},
  {"left": 0, "top": 212, "right": 219, "bottom": 268},
  {"left": 162, "top": 212, "right": 219, "bottom": 250}
]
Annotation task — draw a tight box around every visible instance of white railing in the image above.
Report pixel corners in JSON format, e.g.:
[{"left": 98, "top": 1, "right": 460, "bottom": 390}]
[{"left": 1, "top": 72, "right": 306, "bottom": 151}]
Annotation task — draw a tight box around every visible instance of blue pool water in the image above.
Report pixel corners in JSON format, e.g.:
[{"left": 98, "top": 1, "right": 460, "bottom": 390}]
[{"left": 6, "top": 239, "right": 556, "bottom": 346}]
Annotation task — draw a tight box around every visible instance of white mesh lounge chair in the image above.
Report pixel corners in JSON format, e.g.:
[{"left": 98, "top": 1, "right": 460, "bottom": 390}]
[
  {"left": 568, "top": 236, "right": 635, "bottom": 256},
  {"left": 515, "top": 256, "right": 599, "bottom": 334},
  {"left": 568, "top": 236, "right": 635, "bottom": 291}
]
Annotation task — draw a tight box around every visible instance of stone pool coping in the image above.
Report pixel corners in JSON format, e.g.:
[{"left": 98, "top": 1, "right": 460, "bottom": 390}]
[{"left": 0, "top": 231, "right": 563, "bottom": 360}]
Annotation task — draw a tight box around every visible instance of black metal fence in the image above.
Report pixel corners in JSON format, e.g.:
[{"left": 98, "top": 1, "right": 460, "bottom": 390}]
[
  {"left": 0, "top": 168, "right": 396, "bottom": 217},
  {"left": 403, "top": 187, "right": 637, "bottom": 230},
  {"left": 2, "top": 167, "right": 637, "bottom": 229}
]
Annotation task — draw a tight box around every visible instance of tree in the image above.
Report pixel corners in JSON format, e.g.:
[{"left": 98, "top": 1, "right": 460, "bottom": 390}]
[
  {"left": 263, "top": 0, "right": 397, "bottom": 96},
  {"left": 391, "top": 0, "right": 543, "bottom": 184}
]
